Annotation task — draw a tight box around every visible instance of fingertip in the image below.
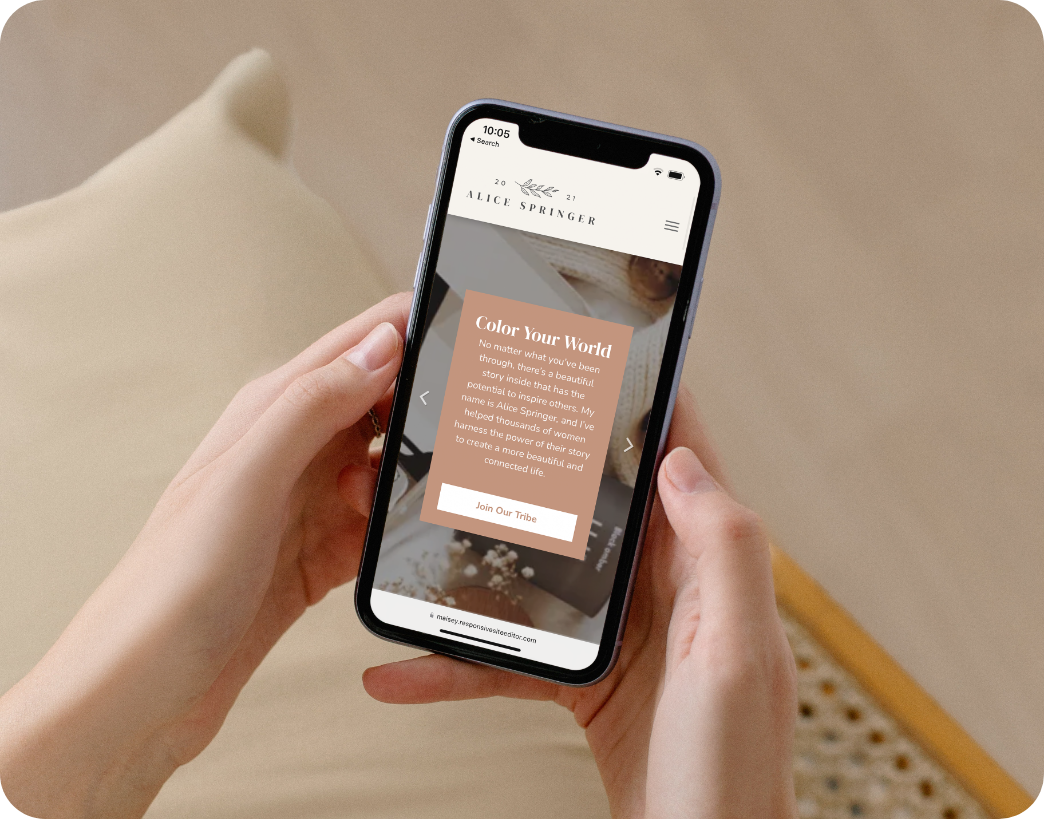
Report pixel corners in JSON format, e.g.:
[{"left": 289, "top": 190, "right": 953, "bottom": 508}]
[
  {"left": 344, "top": 322, "right": 401, "bottom": 373},
  {"left": 338, "top": 464, "right": 378, "bottom": 517},
  {"left": 660, "top": 446, "right": 717, "bottom": 495},
  {"left": 361, "top": 664, "right": 391, "bottom": 701},
  {"left": 361, "top": 665, "right": 376, "bottom": 686},
  {"left": 395, "top": 290, "right": 414, "bottom": 327},
  {"left": 361, "top": 663, "right": 413, "bottom": 703},
  {"left": 361, "top": 656, "right": 456, "bottom": 704}
]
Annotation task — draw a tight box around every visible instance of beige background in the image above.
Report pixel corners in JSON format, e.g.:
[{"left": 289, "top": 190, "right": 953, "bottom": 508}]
[{"left": 0, "top": 0, "right": 1042, "bottom": 796}]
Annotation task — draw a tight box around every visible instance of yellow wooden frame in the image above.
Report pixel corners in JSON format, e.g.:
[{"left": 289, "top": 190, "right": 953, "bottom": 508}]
[{"left": 771, "top": 545, "right": 1033, "bottom": 818}]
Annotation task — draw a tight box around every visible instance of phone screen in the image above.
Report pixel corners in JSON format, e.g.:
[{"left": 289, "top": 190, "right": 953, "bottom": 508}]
[{"left": 367, "top": 115, "right": 704, "bottom": 673}]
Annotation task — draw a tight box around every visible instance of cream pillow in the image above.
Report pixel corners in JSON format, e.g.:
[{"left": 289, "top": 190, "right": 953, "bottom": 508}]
[{"left": 0, "top": 50, "right": 606, "bottom": 818}]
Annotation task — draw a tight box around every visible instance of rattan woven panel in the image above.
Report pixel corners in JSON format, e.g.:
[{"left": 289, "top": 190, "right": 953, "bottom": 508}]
[{"left": 784, "top": 613, "right": 989, "bottom": 819}]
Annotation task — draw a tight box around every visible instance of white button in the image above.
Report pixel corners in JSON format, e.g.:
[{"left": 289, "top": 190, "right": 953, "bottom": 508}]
[{"left": 436, "top": 483, "right": 577, "bottom": 542}]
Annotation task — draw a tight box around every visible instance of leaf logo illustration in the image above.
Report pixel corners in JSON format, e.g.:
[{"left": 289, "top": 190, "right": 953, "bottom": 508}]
[{"left": 516, "top": 179, "right": 560, "bottom": 198}]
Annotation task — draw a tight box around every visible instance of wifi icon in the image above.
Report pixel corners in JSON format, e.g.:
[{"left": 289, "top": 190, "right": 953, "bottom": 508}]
[{"left": 654, "top": 168, "right": 663, "bottom": 176}]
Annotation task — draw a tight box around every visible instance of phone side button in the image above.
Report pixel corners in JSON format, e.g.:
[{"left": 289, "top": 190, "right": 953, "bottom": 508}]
[
  {"left": 687, "top": 279, "right": 704, "bottom": 338},
  {"left": 412, "top": 255, "right": 424, "bottom": 290},
  {"left": 413, "top": 203, "right": 434, "bottom": 290}
]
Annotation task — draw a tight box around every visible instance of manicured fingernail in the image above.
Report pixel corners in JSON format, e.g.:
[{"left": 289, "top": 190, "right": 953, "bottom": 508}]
[
  {"left": 346, "top": 323, "right": 400, "bottom": 372},
  {"left": 664, "top": 447, "right": 715, "bottom": 494}
]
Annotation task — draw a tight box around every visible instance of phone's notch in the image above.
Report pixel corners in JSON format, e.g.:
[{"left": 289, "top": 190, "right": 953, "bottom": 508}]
[{"left": 517, "top": 116, "right": 651, "bottom": 169}]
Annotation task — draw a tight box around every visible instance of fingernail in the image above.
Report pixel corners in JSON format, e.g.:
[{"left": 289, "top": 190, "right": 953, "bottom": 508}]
[
  {"left": 346, "top": 323, "right": 400, "bottom": 372},
  {"left": 664, "top": 446, "right": 715, "bottom": 494}
]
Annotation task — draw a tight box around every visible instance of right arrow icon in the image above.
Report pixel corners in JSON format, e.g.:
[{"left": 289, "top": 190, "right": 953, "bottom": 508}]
[{"left": 624, "top": 438, "right": 634, "bottom": 453}]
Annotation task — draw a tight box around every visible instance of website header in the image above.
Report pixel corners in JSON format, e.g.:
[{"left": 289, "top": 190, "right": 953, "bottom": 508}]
[{"left": 448, "top": 119, "right": 700, "bottom": 264}]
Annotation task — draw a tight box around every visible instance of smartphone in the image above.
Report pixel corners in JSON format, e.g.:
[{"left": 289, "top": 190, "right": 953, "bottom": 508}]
[{"left": 356, "top": 100, "right": 719, "bottom": 686}]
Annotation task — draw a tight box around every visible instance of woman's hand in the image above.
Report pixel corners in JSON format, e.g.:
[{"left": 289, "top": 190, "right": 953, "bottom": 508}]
[
  {"left": 363, "top": 388, "right": 799, "bottom": 819},
  {"left": 0, "top": 293, "right": 411, "bottom": 819}
]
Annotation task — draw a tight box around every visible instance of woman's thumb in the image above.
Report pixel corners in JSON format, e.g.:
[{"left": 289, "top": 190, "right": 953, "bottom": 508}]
[{"left": 657, "top": 447, "right": 777, "bottom": 626}]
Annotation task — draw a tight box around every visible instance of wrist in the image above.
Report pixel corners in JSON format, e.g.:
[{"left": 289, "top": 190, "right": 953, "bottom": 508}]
[{"left": 0, "top": 662, "right": 178, "bottom": 819}]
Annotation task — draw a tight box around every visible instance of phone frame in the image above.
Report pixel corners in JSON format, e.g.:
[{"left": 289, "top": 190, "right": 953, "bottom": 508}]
[{"left": 355, "top": 99, "right": 720, "bottom": 686}]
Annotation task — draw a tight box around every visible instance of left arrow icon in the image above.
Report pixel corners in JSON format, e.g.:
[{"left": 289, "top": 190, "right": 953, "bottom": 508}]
[{"left": 420, "top": 391, "right": 429, "bottom": 405}]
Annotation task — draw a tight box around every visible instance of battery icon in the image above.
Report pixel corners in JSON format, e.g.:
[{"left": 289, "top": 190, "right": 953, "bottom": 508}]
[{"left": 668, "top": 170, "right": 684, "bottom": 180}]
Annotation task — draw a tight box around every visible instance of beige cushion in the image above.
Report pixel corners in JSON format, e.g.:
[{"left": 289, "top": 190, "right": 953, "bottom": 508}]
[{"left": 0, "top": 50, "right": 606, "bottom": 818}]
